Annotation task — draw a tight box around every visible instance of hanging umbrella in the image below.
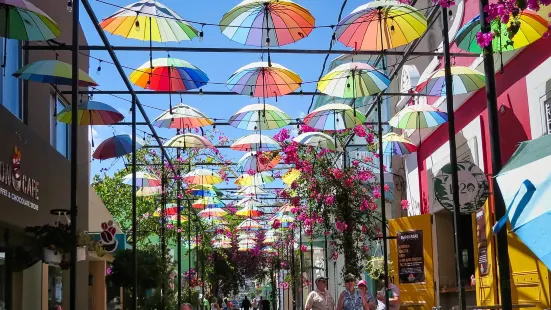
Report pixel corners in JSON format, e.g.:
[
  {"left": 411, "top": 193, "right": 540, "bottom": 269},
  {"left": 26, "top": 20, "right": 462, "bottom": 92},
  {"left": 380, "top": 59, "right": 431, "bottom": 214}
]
[
  {"left": 389, "top": 104, "right": 448, "bottom": 129},
  {"left": 335, "top": 1, "right": 428, "bottom": 50},
  {"left": 268, "top": 215, "right": 295, "bottom": 228},
  {"left": 153, "top": 204, "right": 183, "bottom": 216},
  {"left": 163, "top": 133, "right": 214, "bottom": 149},
  {"left": 13, "top": 60, "right": 98, "bottom": 86},
  {"left": 188, "top": 184, "right": 223, "bottom": 197},
  {"left": 229, "top": 104, "right": 291, "bottom": 130},
  {"left": 136, "top": 186, "right": 162, "bottom": 197},
  {"left": 293, "top": 132, "right": 341, "bottom": 151},
  {"left": 303, "top": 103, "right": 366, "bottom": 131},
  {"left": 201, "top": 216, "right": 228, "bottom": 226},
  {"left": 236, "top": 185, "right": 268, "bottom": 196},
  {"left": 282, "top": 169, "right": 300, "bottom": 185},
  {"left": 192, "top": 196, "right": 225, "bottom": 209},
  {"left": 455, "top": 11, "right": 548, "bottom": 54},
  {"left": 235, "top": 205, "right": 264, "bottom": 217},
  {"left": 214, "top": 242, "right": 232, "bottom": 249},
  {"left": 231, "top": 134, "right": 281, "bottom": 152},
  {"left": 262, "top": 246, "right": 277, "bottom": 253},
  {"left": 317, "top": 62, "right": 390, "bottom": 98},
  {"left": 379, "top": 132, "right": 417, "bottom": 156},
  {"left": 92, "top": 134, "right": 145, "bottom": 160},
  {"left": 238, "top": 219, "right": 262, "bottom": 231},
  {"left": 214, "top": 235, "right": 232, "bottom": 243},
  {"left": 235, "top": 172, "right": 275, "bottom": 186},
  {"left": 415, "top": 66, "right": 486, "bottom": 96},
  {"left": 152, "top": 104, "right": 213, "bottom": 129},
  {"left": 100, "top": 0, "right": 198, "bottom": 42},
  {"left": 227, "top": 61, "right": 302, "bottom": 98},
  {"left": 183, "top": 169, "right": 223, "bottom": 185},
  {"left": 219, "top": 0, "right": 315, "bottom": 47},
  {"left": 165, "top": 214, "right": 188, "bottom": 224},
  {"left": 122, "top": 171, "right": 161, "bottom": 187},
  {"left": 237, "top": 151, "right": 281, "bottom": 173},
  {"left": 56, "top": 101, "right": 124, "bottom": 125},
  {"left": 130, "top": 58, "right": 208, "bottom": 92},
  {"left": 198, "top": 208, "right": 228, "bottom": 218},
  {"left": 236, "top": 196, "right": 264, "bottom": 207},
  {"left": 0, "top": 0, "right": 60, "bottom": 41}
]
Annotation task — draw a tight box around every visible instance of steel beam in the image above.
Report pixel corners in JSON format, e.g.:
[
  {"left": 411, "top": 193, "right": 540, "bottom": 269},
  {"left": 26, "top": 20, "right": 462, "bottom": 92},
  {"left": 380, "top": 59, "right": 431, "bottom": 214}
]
[{"left": 61, "top": 90, "right": 431, "bottom": 97}]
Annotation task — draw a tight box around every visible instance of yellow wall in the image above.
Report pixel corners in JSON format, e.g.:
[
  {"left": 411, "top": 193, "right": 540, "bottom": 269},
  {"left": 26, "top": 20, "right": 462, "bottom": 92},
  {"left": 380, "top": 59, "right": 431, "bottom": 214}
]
[
  {"left": 472, "top": 203, "right": 499, "bottom": 306},
  {"left": 89, "top": 260, "right": 107, "bottom": 310}
]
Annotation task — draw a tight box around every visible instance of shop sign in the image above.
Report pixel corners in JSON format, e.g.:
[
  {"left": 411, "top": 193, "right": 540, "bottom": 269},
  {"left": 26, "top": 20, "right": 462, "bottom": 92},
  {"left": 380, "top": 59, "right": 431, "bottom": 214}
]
[
  {"left": 434, "top": 161, "right": 489, "bottom": 214},
  {"left": 90, "top": 221, "right": 126, "bottom": 253},
  {"left": 476, "top": 207, "right": 489, "bottom": 276},
  {"left": 0, "top": 147, "right": 39, "bottom": 210},
  {"left": 397, "top": 230, "right": 425, "bottom": 284}
]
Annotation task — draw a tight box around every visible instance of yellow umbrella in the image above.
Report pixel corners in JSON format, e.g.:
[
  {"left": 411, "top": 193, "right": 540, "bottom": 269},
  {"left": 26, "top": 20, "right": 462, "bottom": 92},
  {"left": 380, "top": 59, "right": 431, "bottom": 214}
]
[{"left": 282, "top": 169, "right": 301, "bottom": 185}]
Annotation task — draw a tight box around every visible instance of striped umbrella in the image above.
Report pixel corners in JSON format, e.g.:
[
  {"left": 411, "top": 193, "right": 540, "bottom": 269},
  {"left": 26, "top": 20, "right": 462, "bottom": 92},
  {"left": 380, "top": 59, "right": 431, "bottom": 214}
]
[
  {"left": 13, "top": 60, "right": 98, "bottom": 87},
  {"left": 136, "top": 186, "right": 161, "bottom": 197},
  {"left": 183, "top": 169, "right": 223, "bottom": 185},
  {"left": 0, "top": 0, "right": 60, "bottom": 41},
  {"left": 236, "top": 185, "right": 268, "bottom": 197},
  {"left": 227, "top": 62, "right": 302, "bottom": 98},
  {"left": 238, "top": 219, "right": 262, "bottom": 230},
  {"left": 100, "top": 0, "right": 198, "bottom": 42},
  {"left": 335, "top": 1, "right": 428, "bottom": 50},
  {"left": 275, "top": 204, "right": 295, "bottom": 216},
  {"left": 235, "top": 172, "right": 275, "bottom": 186},
  {"left": 262, "top": 246, "right": 277, "bottom": 253},
  {"left": 201, "top": 216, "right": 228, "bottom": 226},
  {"left": 380, "top": 132, "right": 417, "bottom": 156},
  {"left": 198, "top": 208, "right": 228, "bottom": 218},
  {"left": 122, "top": 171, "right": 161, "bottom": 187},
  {"left": 415, "top": 66, "right": 486, "bottom": 96},
  {"left": 188, "top": 184, "right": 223, "bottom": 197},
  {"left": 153, "top": 204, "right": 182, "bottom": 216},
  {"left": 152, "top": 104, "right": 213, "bottom": 129},
  {"left": 213, "top": 242, "right": 232, "bottom": 249},
  {"left": 192, "top": 196, "right": 225, "bottom": 209},
  {"left": 163, "top": 134, "right": 214, "bottom": 149},
  {"left": 220, "top": 0, "right": 315, "bottom": 47},
  {"left": 56, "top": 101, "right": 124, "bottom": 125},
  {"left": 318, "top": 62, "right": 390, "bottom": 98},
  {"left": 235, "top": 205, "right": 264, "bottom": 217},
  {"left": 130, "top": 58, "right": 208, "bottom": 92},
  {"left": 293, "top": 132, "right": 341, "bottom": 151},
  {"left": 93, "top": 134, "right": 145, "bottom": 160},
  {"left": 268, "top": 215, "right": 295, "bottom": 228},
  {"left": 231, "top": 134, "right": 281, "bottom": 152},
  {"left": 229, "top": 104, "right": 291, "bottom": 130},
  {"left": 236, "top": 197, "right": 264, "bottom": 208},
  {"left": 389, "top": 104, "right": 448, "bottom": 129},
  {"left": 282, "top": 169, "right": 300, "bottom": 185},
  {"left": 303, "top": 103, "right": 366, "bottom": 131},
  {"left": 165, "top": 214, "right": 188, "bottom": 224},
  {"left": 236, "top": 151, "right": 280, "bottom": 173}
]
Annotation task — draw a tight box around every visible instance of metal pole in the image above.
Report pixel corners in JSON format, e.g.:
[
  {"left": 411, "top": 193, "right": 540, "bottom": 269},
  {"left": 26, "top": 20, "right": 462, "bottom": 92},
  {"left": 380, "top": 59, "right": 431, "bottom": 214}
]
[
  {"left": 177, "top": 146, "right": 182, "bottom": 309},
  {"left": 188, "top": 204, "right": 192, "bottom": 300},
  {"left": 161, "top": 169, "right": 166, "bottom": 310},
  {"left": 310, "top": 238, "right": 314, "bottom": 291},
  {"left": 298, "top": 223, "right": 304, "bottom": 310},
  {"left": 377, "top": 97, "right": 390, "bottom": 310},
  {"left": 69, "top": 0, "right": 79, "bottom": 307},
  {"left": 478, "top": 1, "right": 512, "bottom": 308},
  {"left": 131, "top": 95, "right": 138, "bottom": 310},
  {"left": 324, "top": 236, "right": 328, "bottom": 277},
  {"left": 291, "top": 231, "right": 297, "bottom": 310},
  {"left": 441, "top": 7, "right": 466, "bottom": 310}
]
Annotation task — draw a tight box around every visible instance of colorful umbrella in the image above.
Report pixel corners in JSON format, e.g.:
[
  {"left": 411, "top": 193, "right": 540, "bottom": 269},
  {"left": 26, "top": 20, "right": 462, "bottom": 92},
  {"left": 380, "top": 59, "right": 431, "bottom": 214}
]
[
  {"left": 389, "top": 104, "right": 448, "bottom": 129},
  {"left": 262, "top": 246, "right": 277, "bottom": 253},
  {"left": 238, "top": 219, "right": 262, "bottom": 230},
  {"left": 183, "top": 169, "right": 223, "bottom": 185},
  {"left": 130, "top": 58, "right": 208, "bottom": 91},
  {"left": 293, "top": 132, "right": 341, "bottom": 151},
  {"left": 198, "top": 208, "right": 228, "bottom": 218},
  {"left": 303, "top": 103, "right": 366, "bottom": 131},
  {"left": 122, "top": 171, "right": 161, "bottom": 187},
  {"left": 335, "top": 1, "right": 428, "bottom": 50},
  {"left": 237, "top": 151, "right": 280, "bottom": 173},
  {"left": 227, "top": 62, "right": 302, "bottom": 98},
  {"left": 229, "top": 104, "right": 291, "bottom": 130},
  {"left": 318, "top": 62, "right": 390, "bottom": 98},
  {"left": 92, "top": 134, "right": 145, "bottom": 160},
  {"left": 163, "top": 133, "right": 214, "bottom": 149},
  {"left": 275, "top": 204, "right": 295, "bottom": 216},
  {"left": 235, "top": 205, "right": 264, "bottom": 217},
  {"left": 0, "top": 0, "right": 60, "bottom": 41},
  {"left": 214, "top": 242, "right": 232, "bottom": 249},
  {"left": 100, "top": 0, "right": 198, "bottom": 42},
  {"left": 188, "top": 184, "right": 223, "bottom": 197},
  {"left": 56, "top": 101, "right": 124, "bottom": 125},
  {"left": 231, "top": 134, "right": 281, "bottom": 152},
  {"left": 236, "top": 185, "right": 268, "bottom": 196},
  {"left": 201, "top": 217, "right": 228, "bottom": 226},
  {"left": 13, "top": 60, "right": 98, "bottom": 87},
  {"left": 192, "top": 196, "right": 225, "bottom": 209},
  {"left": 236, "top": 197, "right": 264, "bottom": 208},
  {"left": 235, "top": 172, "right": 275, "bottom": 186},
  {"left": 152, "top": 104, "right": 213, "bottom": 129},
  {"left": 455, "top": 11, "right": 548, "bottom": 54},
  {"left": 237, "top": 233, "right": 257, "bottom": 240},
  {"left": 282, "top": 168, "right": 300, "bottom": 186},
  {"left": 153, "top": 204, "right": 183, "bottom": 216},
  {"left": 136, "top": 186, "right": 162, "bottom": 197},
  {"left": 380, "top": 132, "right": 417, "bottom": 156},
  {"left": 219, "top": 0, "right": 315, "bottom": 47},
  {"left": 165, "top": 214, "right": 188, "bottom": 224},
  {"left": 415, "top": 66, "right": 486, "bottom": 96},
  {"left": 268, "top": 215, "right": 295, "bottom": 226}
]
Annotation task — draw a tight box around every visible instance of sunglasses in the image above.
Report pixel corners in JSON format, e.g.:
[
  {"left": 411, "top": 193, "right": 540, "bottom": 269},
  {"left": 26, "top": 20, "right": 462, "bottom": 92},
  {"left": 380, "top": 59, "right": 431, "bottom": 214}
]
[{"left": 345, "top": 280, "right": 355, "bottom": 283}]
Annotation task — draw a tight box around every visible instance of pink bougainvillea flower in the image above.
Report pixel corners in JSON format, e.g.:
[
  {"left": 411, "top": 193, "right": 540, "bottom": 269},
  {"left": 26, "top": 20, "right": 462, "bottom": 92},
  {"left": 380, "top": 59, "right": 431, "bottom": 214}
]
[
  {"left": 401, "top": 199, "right": 410, "bottom": 210},
  {"left": 366, "top": 132, "right": 375, "bottom": 144},
  {"left": 335, "top": 221, "right": 348, "bottom": 231},
  {"left": 353, "top": 125, "right": 367, "bottom": 137},
  {"left": 331, "top": 251, "right": 339, "bottom": 261},
  {"left": 272, "top": 219, "right": 281, "bottom": 229},
  {"left": 324, "top": 195, "right": 335, "bottom": 205},
  {"left": 300, "top": 245, "right": 308, "bottom": 252},
  {"left": 476, "top": 32, "right": 493, "bottom": 48},
  {"left": 384, "top": 184, "right": 391, "bottom": 192}
]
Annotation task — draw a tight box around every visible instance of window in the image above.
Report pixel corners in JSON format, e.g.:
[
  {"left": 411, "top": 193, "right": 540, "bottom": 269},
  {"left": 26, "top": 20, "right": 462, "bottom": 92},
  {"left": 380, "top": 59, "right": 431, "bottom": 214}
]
[
  {"left": 50, "top": 92, "right": 71, "bottom": 158},
  {"left": 544, "top": 98, "right": 551, "bottom": 135},
  {"left": 0, "top": 39, "right": 23, "bottom": 119}
]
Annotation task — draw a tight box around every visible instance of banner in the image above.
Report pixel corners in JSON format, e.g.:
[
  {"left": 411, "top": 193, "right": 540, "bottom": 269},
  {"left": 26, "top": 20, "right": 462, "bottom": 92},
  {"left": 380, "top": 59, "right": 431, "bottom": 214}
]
[{"left": 397, "top": 230, "right": 425, "bottom": 283}]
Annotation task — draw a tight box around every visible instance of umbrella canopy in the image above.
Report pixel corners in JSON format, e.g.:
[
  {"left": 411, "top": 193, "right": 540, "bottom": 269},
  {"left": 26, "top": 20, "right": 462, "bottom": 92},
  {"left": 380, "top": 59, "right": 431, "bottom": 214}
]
[
  {"left": 231, "top": 134, "right": 281, "bottom": 152},
  {"left": 235, "top": 205, "right": 264, "bottom": 217},
  {"left": 192, "top": 196, "right": 225, "bottom": 209},
  {"left": 303, "top": 103, "right": 366, "bottom": 131},
  {"left": 183, "top": 169, "right": 223, "bottom": 185},
  {"left": 153, "top": 204, "right": 182, "bottom": 216},
  {"left": 136, "top": 186, "right": 161, "bottom": 197},
  {"left": 163, "top": 133, "right": 214, "bottom": 149},
  {"left": 416, "top": 66, "right": 486, "bottom": 96},
  {"left": 493, "top": 134, "right": 551, "bottom": 270},
  {"left": 262, "top": 246, "right": 277, "bottom": 253},
  {"left": 282, "top": 168, "right": 300, "bottom": 185},
  {"left": 317, "top": 62, "right": 390, "bottom": 98},
  {"left": 455, "top": 11, "right": 548, "bottom": 54},
  {"left": 56, "top": 101, "right": 124, "bottom": 125},
  {"left": 198, "top": 208, "right": 228, "bottom": 218},
  {"left": 122, "top": 171, "right": 161, "bottom": 187},
  {"left": 227, "top": 62, "right": 302, "bottom": 98},
  {"left": 236, "top": 185, "right": 268, "bottom": 197},
  {"left": 0, "top": 0, "right": 60, "bottom": 41},
  {"left": 202, "top": 216, "right": 228, "bottom": 226},
  {"left": 268, "top": 215, "right": 295, "bottom": 225},
  {"left": 293, "top": 132, "right": 341, "bottom": 151},
  {"left": 275, "top": 204, "right": 295, "bottom": 216},
  {"left": 165, "top": 214, "right": 188, "bottom": 224},
  {"left": 238, "top": 219, "right": 262, "bottom": 230},
  {"left": 236, "top": 197, "right": 264, "bottom": 208},
  {"left": 229, "top": 104, "right": 291, "bottom": 130},
  {"left": 235, "top": 172, "right": 275, "bottom": 186},
  {"left": 187, "top": 184, "right": 223, "bottom": 197},
  {"left": 380, "top": 132, "right": 417, "bottom": 156},
  {"left": 389, "top": 104, "right": 448, "bottom": 129},
  {"left": 152, "top": 104, "right": 213, "bottom": 129},
  {"left": 93, "top": 134, "right": 145, "bottom": 160},
  {"left": 130, "top": 58, "right": 208, "bottom": 91},
  {"left": 13, "top": 60, "right": 98, "bottom": 87},
  {"left": 335, "top": 1, "right": 428, "bottom": 50},
  {"left": 237, "top": 151, "right": 281, "bottom": 173},
  {"left": 214, "top": 242, "right": 232, "bottom": 249},
  {"left": 219, "top": 0, "right": 315, "bottom": 47},
  {"left": 100, "top": 0, "right": 198, "bottom": 42}
]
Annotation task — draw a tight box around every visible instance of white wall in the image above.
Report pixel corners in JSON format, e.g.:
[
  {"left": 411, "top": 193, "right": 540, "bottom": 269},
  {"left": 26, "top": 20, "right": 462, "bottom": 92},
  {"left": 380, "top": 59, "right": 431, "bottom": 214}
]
[
  {"left": 526, "top": 56, "right": 551, "bottom": 139},
  {"left": 405, "top": 153, "right": 421, "bottom": 216}
]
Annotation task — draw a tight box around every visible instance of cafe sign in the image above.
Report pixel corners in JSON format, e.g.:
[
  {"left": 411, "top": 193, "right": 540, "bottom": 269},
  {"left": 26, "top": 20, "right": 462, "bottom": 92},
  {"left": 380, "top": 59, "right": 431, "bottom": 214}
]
[{"left": 0, "top": 147, "right": 39, "bottom": 210}]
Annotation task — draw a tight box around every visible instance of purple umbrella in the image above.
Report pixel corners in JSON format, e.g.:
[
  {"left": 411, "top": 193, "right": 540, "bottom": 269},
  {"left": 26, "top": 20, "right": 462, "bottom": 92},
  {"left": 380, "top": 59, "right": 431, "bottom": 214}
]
[{"left": 93, "top": 134, "right": 144, "bottom": 160}]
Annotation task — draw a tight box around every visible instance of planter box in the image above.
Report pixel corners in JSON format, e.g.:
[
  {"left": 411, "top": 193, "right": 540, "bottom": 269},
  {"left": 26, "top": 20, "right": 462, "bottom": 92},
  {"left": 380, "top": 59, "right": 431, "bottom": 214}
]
[
  {"left": 77, "top": 247, "right": 87, "bottom": 262},
  {"left": 43, "top": 248, "right": 63, "bottom": 264}
]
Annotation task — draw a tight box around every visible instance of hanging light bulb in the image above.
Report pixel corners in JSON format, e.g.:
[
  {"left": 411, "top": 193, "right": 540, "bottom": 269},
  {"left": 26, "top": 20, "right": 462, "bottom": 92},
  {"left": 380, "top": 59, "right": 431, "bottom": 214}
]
[
  {"left": 199, "top": 24, "right": 204, "bottom": 42},
  {"left": 265, "top": 36, "right": 271, "bottom": 47},
  {"left": 331, "top": 33, "right": 336, "bottom": 45},
  {"left": 135, "top": 18, "right": 141, "bottom": 32},
  {"left": 300, "top": 89, "right": 303, "bottom": 98},
  {"left": 250, "top": 91, "right": 254, "bottom": 98},
  {"left": 199, "top": 88, "right": 204, "bottom": 96},
  {"left": 67, "top": 0, "right": 73, "bottom": 12},
  {"left": 390, "top": 25, "right": 395, "bottom": 33},
  {"left": 449, "top": 10, "right": 454, "bottom": 20},
  {"left": 96, "top": 60, "right": 102, "bottom": 75}
]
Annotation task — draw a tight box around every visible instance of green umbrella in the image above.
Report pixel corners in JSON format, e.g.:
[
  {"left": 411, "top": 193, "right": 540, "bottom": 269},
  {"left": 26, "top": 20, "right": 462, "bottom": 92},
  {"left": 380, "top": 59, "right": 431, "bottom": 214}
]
[
  {"left": 13, "top": 60, "right": 99, "bottom": 87},
  {"left": 0, "top": 0, "right": 60, "bottom": 41}
]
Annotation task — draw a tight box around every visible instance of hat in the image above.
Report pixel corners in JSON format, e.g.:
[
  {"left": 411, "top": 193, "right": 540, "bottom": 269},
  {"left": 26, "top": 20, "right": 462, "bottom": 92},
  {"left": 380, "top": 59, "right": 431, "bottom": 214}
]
[
  {"left": 315, "top": 276, "right": 329, "bottom": 282},
  {"left": 344, "top": 274, "right": 356, "bottom": 282},
  {"left": 357, "top": 280, "right": 367, "bottom": 287}
]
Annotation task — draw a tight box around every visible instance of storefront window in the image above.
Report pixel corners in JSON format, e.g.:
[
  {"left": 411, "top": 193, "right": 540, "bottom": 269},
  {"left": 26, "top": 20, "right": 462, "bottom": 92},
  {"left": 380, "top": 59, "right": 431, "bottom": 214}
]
[
  {"left": 0, "top": 39, "right": 22, "bottom": 119},
  {"left": 48, "top": 266, "right": 63, "bottom": 310},
  {"left": 50, "top": 93, "right": 71, "bottom": 158},
  {"left": 0, "top": 251, "right": 5, "bottom": 310}
]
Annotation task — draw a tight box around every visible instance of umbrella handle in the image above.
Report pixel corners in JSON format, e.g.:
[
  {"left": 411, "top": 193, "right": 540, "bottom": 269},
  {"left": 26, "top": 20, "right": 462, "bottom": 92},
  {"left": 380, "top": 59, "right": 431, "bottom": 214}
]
[{"left": 492, "top": 179, "right": 535, "bottom": 234}]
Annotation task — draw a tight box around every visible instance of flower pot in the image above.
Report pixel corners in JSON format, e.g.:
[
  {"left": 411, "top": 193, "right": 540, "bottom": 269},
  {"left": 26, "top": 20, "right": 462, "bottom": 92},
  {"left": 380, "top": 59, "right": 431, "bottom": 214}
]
[
  {"left": 43, "top": 248, "right": 63, "bottom": 264},
  {"left": 77, "top": 247, "right": 87, "bottom": 262}
]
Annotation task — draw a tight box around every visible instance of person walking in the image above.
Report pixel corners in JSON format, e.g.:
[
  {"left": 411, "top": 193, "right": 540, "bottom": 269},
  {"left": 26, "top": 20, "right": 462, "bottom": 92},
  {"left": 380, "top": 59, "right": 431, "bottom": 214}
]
[
  {"left": 242, "top": 296, "right": 252, "bottom": 310},
  {"left": 211, "top": 298, "right": 222, "bottom": 310},
  {"left": 376, "top": 275, "right": 400, "bottom": 310},
  {"left": 337, "top": 274, "right": 376, "bottom": 310},
  {"left": 252, "top": 296, "right": 258, "bottom": 310},
  {"left": 305, "top": 276, "right": 335, "bottom": 310},
  {"left": 182, "top": 303, "right": 193, "bottom": 310}
]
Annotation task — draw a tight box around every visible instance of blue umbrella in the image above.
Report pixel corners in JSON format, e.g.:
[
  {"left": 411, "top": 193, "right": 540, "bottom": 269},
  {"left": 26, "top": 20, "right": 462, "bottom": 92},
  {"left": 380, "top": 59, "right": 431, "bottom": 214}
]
[
  {"left": 493, "top": 134, "right": 551, "bottom": 269},
  {"left": 92, "top": 134, "right": 144, "bottom": 160}
]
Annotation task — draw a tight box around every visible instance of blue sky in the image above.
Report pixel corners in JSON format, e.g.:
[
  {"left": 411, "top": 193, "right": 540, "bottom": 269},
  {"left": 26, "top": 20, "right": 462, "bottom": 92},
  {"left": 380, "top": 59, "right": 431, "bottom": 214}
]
[{"left": 82, "top": 0, "right": 371, "bottom": 180}]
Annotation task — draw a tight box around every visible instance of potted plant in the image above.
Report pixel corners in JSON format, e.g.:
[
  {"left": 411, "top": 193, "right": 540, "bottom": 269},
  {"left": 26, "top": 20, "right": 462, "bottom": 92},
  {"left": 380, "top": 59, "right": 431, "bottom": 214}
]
[{"left": 25, "top": 222, "right": 71, "bottom": 264}]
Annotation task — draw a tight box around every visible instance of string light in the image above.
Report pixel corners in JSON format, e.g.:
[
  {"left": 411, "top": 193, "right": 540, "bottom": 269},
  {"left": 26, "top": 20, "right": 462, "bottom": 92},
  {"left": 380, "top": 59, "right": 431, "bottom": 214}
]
[
  {"left": 199, "top": 88, "right": 204, "bottom": 96},
  {"left": 199, "top": 24, "right": 204, "bottom": 42},
  {"left": 135, "top": 14, "right": 141, "bottom": 32},
  {"left": 96, "top": 60, "right": 102, "bottom": 75},
  {"left": 67, "top": 0, "right": 73, "bottom": 12},
  {"left": 448, "top": 9, "right": 453, "bottom": 20}
]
